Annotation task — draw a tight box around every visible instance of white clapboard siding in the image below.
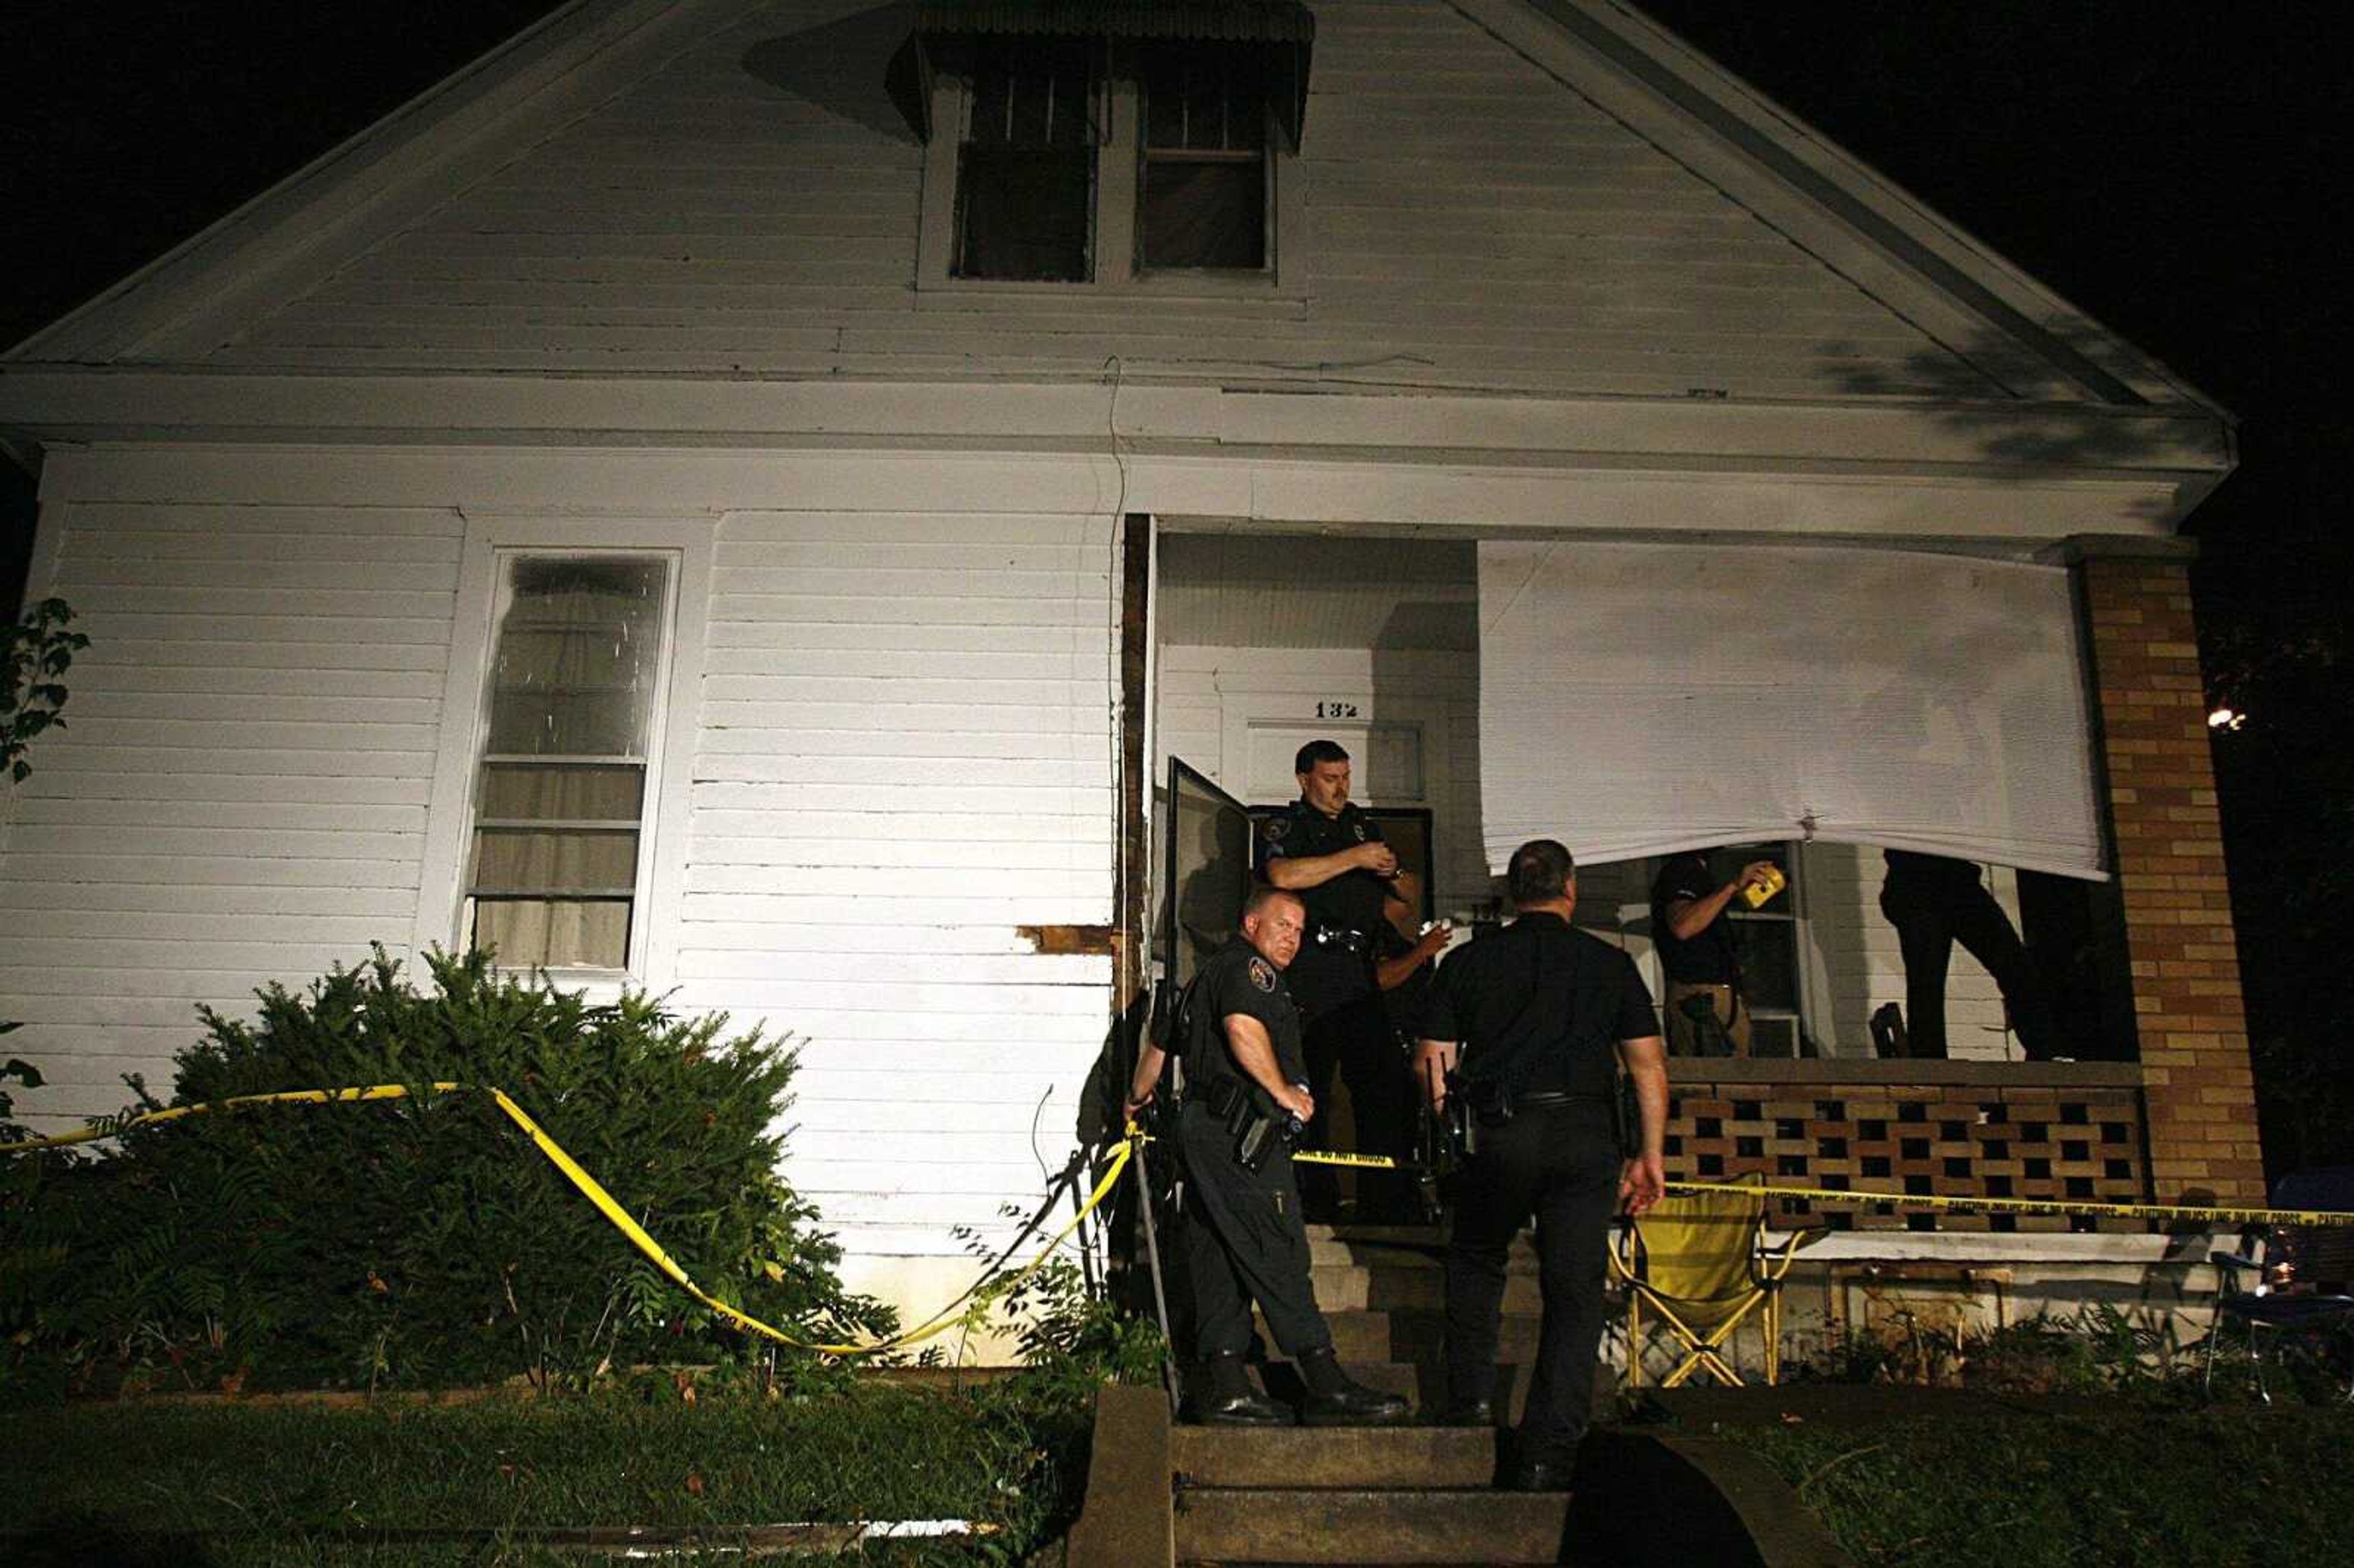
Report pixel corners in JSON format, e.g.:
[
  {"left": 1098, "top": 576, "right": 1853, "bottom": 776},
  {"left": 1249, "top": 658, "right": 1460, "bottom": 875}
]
[
  {"left": 0, "top": 500, "right": 458, "bottom": 1124},
  {"left": 1800, "top": 843, "right": 2019, "bottom": 1061},
  {"left": 658, "top": 508, "right": 1119, "bottom": 1256},
  {"left": 213, "top": 0, "right": 1994, "bottom": 402}
]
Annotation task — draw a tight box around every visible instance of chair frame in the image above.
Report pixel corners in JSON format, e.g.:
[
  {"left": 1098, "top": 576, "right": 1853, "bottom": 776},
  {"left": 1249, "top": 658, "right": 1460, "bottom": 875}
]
[
  {"left": 2203, "top": 1249, "right": 2354, "bottom": 1406},
  {"left": 1609, "top": 1193, "right": 1811, "bottom": 1389}
]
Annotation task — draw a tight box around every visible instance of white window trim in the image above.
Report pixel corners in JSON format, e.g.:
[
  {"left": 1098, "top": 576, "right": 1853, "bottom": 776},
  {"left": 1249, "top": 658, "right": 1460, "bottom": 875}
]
[
  {"left": 414, "top": 515, "right": 714, "bottom": 999},
  {"left": 916, "top": 59, "right": 1305, "bottom": 298}
]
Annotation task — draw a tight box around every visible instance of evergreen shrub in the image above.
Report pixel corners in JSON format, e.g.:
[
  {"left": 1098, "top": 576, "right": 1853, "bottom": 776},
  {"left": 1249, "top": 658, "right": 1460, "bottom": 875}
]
[{"left": 1, "top": 948, "right": 892, "bottom": 1396}]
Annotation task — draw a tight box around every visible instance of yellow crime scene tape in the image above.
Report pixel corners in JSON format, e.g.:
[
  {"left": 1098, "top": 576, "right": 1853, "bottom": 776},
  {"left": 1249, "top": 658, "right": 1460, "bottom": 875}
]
[
  {"left": 13, "top": 1089, "right": 2350, "bottom": 1355},
  {"left": 2, "top": 1084, "right": 1137, "bottom": 1358},
  {"left": 1284, "top": 1147, "right": 2354, "bottom": 1229}
]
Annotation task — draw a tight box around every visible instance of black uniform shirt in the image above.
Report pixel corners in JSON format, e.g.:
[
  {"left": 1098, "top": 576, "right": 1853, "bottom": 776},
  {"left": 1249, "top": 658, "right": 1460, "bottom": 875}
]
[
  {"left": 1179, "top": 937, "right": 1309, "bottom": 1090},
  {"left": 1415, "top": 913, "right": 1656, "bottom": 1100},
  {"left": 1258, "top": 799, "right": 1392, "bottom": 940},
  {"left": 1650, "top": 851, "right": 1740, "bottom": 986}
]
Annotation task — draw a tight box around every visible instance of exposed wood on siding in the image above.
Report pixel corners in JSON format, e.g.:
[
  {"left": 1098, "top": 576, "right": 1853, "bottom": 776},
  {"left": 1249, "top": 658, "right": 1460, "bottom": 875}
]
[{"left": 210, "top": 0, "right": 2001, "bottom": 402}]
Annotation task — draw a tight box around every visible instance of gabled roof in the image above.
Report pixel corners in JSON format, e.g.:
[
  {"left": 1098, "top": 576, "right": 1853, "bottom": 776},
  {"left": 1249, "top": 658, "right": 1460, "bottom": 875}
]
[{"left": 3, "top": 0, "right": 2227, "bottom": 424}]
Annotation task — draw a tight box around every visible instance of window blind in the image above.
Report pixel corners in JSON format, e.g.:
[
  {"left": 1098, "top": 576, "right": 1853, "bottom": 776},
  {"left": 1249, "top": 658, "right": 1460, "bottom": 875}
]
[{"left": 1477, "top": 541, "right": 2107, "bottom": 879}]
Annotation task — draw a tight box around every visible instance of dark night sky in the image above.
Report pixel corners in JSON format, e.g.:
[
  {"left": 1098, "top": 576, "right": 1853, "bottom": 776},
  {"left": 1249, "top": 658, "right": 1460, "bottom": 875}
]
[{"left": 4, "top": 2, "right": 2348, "bottom": 1143}]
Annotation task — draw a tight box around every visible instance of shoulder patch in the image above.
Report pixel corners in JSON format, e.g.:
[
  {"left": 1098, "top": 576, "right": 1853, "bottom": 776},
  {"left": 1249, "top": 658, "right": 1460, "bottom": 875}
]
[
  {"left": 1262, "top": 816, "right": 1289, "bottom": 845},
  {"left": 1248, "top": 956, "right": 1278, "bottom": 993},
  {"left": 1352, "top": 820, "right": 1367, "bottom": 842}
]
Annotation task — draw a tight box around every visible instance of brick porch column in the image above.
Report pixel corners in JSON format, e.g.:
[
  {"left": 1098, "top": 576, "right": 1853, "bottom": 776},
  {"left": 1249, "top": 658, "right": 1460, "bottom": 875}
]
[{"left": 2059, "top": 535, "right": 2263, "bottom": 1207}]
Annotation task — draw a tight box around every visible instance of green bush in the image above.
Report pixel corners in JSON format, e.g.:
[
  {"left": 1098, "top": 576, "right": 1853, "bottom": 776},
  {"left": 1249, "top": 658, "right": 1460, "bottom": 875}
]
[{"left": 1, "top": 948, "right": 892, "bottom": 1397}]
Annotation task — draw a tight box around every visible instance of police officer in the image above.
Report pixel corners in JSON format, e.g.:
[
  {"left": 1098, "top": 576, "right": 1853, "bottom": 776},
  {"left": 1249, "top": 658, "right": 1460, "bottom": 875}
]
[
  {"left": 1124, "top": 886, "right": 1410, "bottom": 1426},
  {"left": 1650, "top": 847, "right": 1778, "bottom": 1057},
  {"left": 1879, "top": 850, "right": 2061, "bottom": 1060},
  {"left": 1259, "top": 739, "right": 1420, "bottom": 1220},
  {"left": 1414, "top": 840, "right": 1667, "bottom": 1491}
]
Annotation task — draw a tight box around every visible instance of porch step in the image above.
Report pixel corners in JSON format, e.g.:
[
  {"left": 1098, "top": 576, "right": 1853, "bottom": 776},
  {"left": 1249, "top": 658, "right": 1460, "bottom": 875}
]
[
  {"left": 1173, "top": 1424, "right": 1500, "bottom": 1489},
  {"left": 1176, "top": 1485, "right": 1572, "bottom": 1565},
  {"left": 1282, "top": 1309, "right": 1544, "bottom": 1365},
  {"left": 1309, "top": 1263, "right": 1541, "bottom": 1314}
]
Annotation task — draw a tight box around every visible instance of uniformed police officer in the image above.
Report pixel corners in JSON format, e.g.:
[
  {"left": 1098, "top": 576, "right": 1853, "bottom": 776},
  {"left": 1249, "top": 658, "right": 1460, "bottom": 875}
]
[
  {"left": 1414, "top": 839, "right": 1668, "bottom": 1491},
  {"left": 1258, "top": 739, "right": 1420, "bottom": 1220},
  {"left": 1124, "top": 886, "right": 1411, "bottom": 1426},
  {"left": 1650, "top": 847, "right": 1778, "bottom": 1057}
]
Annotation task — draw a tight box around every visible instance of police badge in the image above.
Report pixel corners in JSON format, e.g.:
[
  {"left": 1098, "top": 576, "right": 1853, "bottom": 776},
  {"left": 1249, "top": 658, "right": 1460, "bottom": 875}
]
[{"left": 1248, "top": 956, "right": 1278, "bottom": 993}]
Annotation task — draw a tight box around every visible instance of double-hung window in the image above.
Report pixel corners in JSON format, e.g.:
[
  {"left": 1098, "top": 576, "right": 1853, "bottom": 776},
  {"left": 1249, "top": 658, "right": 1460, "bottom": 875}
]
[
  {"left": 1139, "top": 45, "right": 1270, "bottom": 272},
  {"left": 1715, "top": 842, "right": 1809, "bottom": 1057},
  {"left": 953, "top": 37, "right": 1099, "bottom": 282},
  {"left": 464, "top": 555, "right": 673, "bottom": 973}
]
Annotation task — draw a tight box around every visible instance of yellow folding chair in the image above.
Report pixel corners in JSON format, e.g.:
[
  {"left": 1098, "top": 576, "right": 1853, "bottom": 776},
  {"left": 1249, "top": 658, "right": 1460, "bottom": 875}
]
[{"left": 1610, "top": 1175, "right": 1814, "bottom": 1388}]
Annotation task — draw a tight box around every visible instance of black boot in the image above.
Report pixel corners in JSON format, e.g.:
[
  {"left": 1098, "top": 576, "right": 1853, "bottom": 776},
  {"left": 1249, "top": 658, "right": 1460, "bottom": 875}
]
[
  {"left": 1186, "top": 1352, "right": 1290, "bottom": 1427},
  {"left": 1297, "top": 1345, "right": 1410, "bottom": 1426}
]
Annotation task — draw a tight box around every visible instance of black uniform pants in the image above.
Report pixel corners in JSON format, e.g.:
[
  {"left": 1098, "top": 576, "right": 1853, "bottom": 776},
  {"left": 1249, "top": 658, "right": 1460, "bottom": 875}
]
[
  {"left": 1881, "top": 883, "right": 2060, "bottom": 1059},
  {"left": 1175, "top": 1098, "right": 1333, "bottom": 1361},
  {"left": 1444, "top": 1102, "right": 1619, "bottom": 1467},
  {"left": 1300, "top": 992, "right": 1419, "bottom": 1216}
]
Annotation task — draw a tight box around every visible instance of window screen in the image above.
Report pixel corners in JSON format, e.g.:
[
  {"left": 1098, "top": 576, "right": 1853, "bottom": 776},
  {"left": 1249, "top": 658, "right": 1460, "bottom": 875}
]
[{"left": 466, "top": 555, "right": 671, "bottom": 971}]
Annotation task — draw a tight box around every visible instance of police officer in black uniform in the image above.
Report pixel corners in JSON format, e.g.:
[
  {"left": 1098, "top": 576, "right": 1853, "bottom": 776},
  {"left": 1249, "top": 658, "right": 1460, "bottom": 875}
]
[
  {"left": 1415, "top": 839, "right": 1668, "bottom": 1491},
  {"left": 1258, "top": 739, "right": 1420, "bottom": 1220},
  {"left": 1124, "top": 885, "right": 1410, "bottom": 1427},
  {"left": 1650, "top": 847, "right": 1777, "bottom": 1057}
]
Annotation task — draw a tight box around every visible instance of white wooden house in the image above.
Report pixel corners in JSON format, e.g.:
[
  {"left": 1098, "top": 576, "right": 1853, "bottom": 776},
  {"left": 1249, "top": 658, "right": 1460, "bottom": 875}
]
[{"left": 0, "top": 0, "right": 2257, "bottom": 1327}]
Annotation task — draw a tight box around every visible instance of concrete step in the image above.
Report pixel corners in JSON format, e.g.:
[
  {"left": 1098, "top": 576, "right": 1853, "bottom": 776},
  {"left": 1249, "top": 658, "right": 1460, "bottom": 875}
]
[
  {"left": 1298, "top": 1309, "right": 1544, "bottom": 1364},
  {"left": 1305, "top": 1233, "right": 1539, "bottom": 1271},
  {"left": 1173, "top": 1424, "right": 1500, "bottom": 1489},
  {"left": 1176, "top": 1485, "right": 1572, "bottom": 1564},
  {"left": 1309, "top": 1263, "right": 1542, "bottom": 1313},
  {"left": 1241, "top": 1357, "right": 1569, "bottom": 1426}
]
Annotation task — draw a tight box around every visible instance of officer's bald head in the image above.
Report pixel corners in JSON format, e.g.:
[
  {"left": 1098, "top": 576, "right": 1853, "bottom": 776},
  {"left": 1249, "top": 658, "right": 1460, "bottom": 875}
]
[{"left": 1506, "top": 839, "right": 1576, "bottom": 905}]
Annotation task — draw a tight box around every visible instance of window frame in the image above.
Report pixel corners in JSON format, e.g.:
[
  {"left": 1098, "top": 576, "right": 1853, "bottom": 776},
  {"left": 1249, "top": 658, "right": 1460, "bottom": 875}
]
[
  {"left": 916, "top": 44, "right": 1303, "bottom": 298},
  {"left": 1134, "top": 43, "right": 1276, "bottom": 277},
  {"left": 1715, "top": 839, "right": 1820, "bottom": 1057},
  {"left": 416, "top": 516, "right": 714, "bottom": 996}
]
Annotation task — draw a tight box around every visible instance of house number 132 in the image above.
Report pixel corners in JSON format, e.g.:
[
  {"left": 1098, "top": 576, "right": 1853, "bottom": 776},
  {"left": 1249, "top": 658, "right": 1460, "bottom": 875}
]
[{"left": 1316, "top": 701, "right": 1360, "bottom": 719}]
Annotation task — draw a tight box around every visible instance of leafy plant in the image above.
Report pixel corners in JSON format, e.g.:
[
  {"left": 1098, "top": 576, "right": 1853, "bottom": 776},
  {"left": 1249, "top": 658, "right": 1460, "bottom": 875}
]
[
  {"left": 1, "top": 948, "right": 893, "bottom": 1398},
  {"left": 2, "top": 596, "right": 88, "bottom": 785}
]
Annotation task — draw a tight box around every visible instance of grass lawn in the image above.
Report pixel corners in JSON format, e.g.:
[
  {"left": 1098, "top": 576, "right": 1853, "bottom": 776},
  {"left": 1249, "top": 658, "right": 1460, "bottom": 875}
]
[
  {"left": 1712, "top": 1402, "right": 2354, "bottom": 1568},
  {"left": 7, "top": 1386, "right": 1071, "bottom": 1565}
]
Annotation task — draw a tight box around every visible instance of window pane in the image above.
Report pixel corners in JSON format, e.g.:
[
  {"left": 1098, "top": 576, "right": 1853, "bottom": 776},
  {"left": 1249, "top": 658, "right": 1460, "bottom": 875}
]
[
  {"left": 1145, "top": 45, "right": 1265, "bottom": 152},
  {"left": 475, "top": 899, "right": 631, "bottom": 972},
  {"left": 478, "top": 761, "right": 644, "bottom": 822},
  {"left": 957, "top": 145, "right": 1092, "bottom": 280},
  {"left": 1729, "top": 919, "right": 1800, "bottom": 1012},
  {"left": 487, "top": 558, "right": 667, "bottom": 758},
  {"left": 470, "top": 825, "right": 642, "bottom": 895},
  {"left": 966, "top": 40, "right": 1094, "bottom": 149},
  {"left": 1140, "top": 159, "right": 1264, "bottom": 270}
]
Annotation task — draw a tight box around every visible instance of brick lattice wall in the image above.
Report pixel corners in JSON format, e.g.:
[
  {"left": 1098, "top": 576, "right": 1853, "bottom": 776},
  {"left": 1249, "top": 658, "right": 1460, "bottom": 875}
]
[
  {"left": 2078, "top": 550, "right": 2264, "bottom": 1206},
  {"left": 1665, "top": 1076, "right": 2148, "bottom": 1235}
]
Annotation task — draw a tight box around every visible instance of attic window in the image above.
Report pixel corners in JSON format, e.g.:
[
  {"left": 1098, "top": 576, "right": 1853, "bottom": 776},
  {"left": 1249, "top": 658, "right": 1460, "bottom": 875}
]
[
  {"left": 1140, "top": 45, "right": 1268, "bottom": 271},
  {"left": 954, "top": 38, "right": 1099, "bottom": 282}
]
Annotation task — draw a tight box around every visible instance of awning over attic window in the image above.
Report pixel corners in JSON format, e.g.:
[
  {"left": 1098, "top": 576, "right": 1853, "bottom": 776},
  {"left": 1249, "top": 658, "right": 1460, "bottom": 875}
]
[
  {"left": 1476, "top": 541, "right": 2109, "bottom": 880},
  {"left": 907, "top": 1, "right": 1315, "bottom": 148}
]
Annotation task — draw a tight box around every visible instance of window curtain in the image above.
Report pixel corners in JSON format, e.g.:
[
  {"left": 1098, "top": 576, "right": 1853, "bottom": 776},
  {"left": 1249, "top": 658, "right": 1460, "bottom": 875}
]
[{"left": 1477, "top": 540, "right": 2106, "bottom": 879}]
